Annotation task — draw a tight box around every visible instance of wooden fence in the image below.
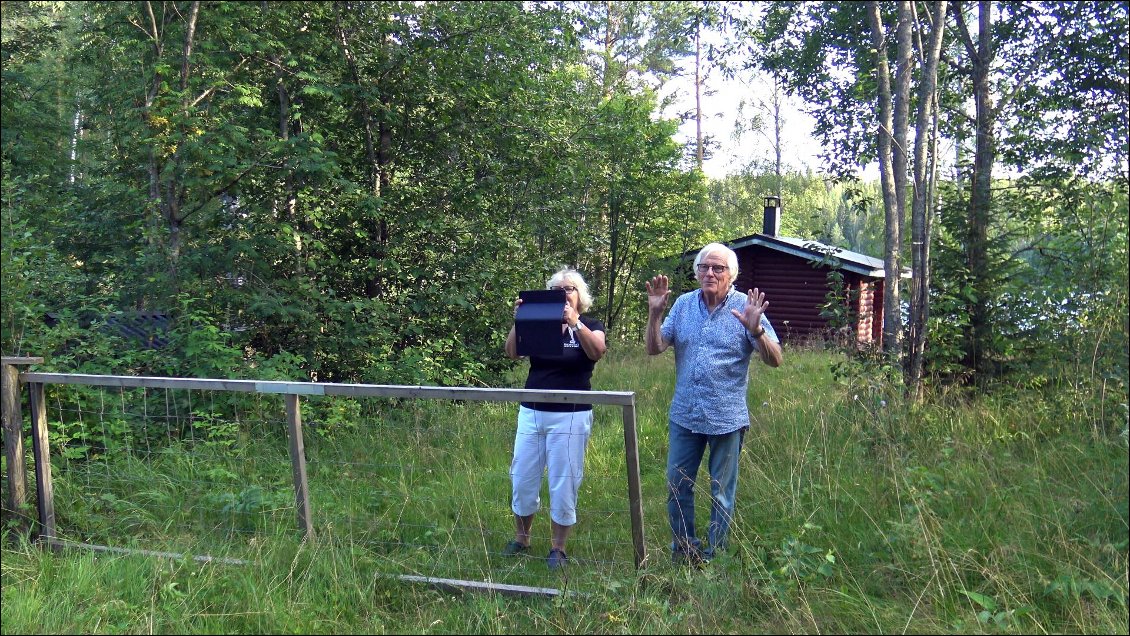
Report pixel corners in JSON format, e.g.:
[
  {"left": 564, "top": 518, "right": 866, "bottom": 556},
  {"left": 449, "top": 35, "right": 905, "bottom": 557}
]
[{"left": 1, "top": 357, "right": 646, "bottom": 594}]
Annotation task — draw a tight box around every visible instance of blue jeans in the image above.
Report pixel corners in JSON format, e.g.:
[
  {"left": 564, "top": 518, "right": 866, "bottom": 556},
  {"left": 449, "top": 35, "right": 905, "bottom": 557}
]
[{"left": 666, "top": 421, "right": 745, "bottom": 556}]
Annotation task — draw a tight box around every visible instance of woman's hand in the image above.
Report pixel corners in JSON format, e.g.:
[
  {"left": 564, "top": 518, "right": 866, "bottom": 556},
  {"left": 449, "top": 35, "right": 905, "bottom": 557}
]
[
  {"left": 512, "top": 297, "right": 523, "bottom": 320},
  {"left": 563, "top": 302, "right": 580, "bottom": 328}
]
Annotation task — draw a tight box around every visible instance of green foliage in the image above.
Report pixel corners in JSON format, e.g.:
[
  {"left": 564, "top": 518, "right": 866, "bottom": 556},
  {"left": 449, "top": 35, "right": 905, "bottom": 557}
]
[
  {"left": 1043, "top": 574, "right": 1127, "bottom": 609},
  {"left": 930, "top": 176, "right": 1128, "bottom": 411},
  {"left": 1, "top": 0, "right": 731, "bottom": 387},
  {"left": 956, "top": 589, "right": 1036, "bottom": 631},
  {"left": 995, "top": 2, "right": 1129, "bottom": 182},
  {"left": 205, "top": 486, "right": 291, "bottom": 533},
  {"left": 5, "top": 0, "right": 1117, "bottom": 401},
  {"left": 818, "top": 268, "right": 857, "bottom": 341},
  {"left": 707, "top": 170, "right": 885, "bottom": 256},
  {"left": 753, "top": 1, "right": 880, "bottom": 177},
  {"left": 2, "top": 0, "right": 1127, "bottom": 629},
  {"left": 746, "top": 523, "right": 837, "bottom": 598},
  {"left": 750, "top": 0, "right": 1128, "bottom": 392}
]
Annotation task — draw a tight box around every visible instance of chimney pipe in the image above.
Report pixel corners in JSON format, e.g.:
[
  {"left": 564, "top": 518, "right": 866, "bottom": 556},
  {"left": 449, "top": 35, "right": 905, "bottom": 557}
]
[{"left": 763, "top": 196, "right": 781, "bottom": 236}]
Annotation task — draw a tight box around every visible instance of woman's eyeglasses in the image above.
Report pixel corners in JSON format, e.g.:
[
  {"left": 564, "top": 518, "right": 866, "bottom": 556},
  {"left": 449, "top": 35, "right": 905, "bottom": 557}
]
[
  {"left": 696, "top": 264, "right": 728, "bottom": 275},
  {"left": 551, "top": 285, "right": 578, "bottom": 293}
]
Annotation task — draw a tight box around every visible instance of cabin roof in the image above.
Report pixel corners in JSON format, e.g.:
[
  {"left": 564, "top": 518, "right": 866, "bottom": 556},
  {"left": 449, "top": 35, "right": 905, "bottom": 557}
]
[{"left": 722, "top": 233, "right": 911, "bottom": 279}]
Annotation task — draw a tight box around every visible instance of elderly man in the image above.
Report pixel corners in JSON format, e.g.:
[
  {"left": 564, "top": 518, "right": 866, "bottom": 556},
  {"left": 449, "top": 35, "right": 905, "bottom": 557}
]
[{"left": 646, "top": 242, "right": 783, "bottom": 563}]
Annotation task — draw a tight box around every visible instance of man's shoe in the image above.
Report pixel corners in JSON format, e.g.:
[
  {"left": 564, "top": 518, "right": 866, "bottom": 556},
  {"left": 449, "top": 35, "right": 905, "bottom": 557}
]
[
  {"left": 546, "top": 548, "right": 568, "bottom": 570},
  {"left": 672, "top": 546, "right": 707, "bottom": 567},
  {"left": 502, "top": 540, "right": 530, "bottom": 557}
]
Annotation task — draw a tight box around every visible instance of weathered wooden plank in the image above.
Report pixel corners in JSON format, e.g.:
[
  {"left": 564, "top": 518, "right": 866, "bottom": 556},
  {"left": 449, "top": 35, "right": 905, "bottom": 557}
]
[
  {"left": 19, "top": 373, "right": 635, "bottom": 406},
  {"left": 2, "top": 362, "right": 27, "bottom": 521},
  {"left": 285, "top": 394, "right": 314, "bottom": 540},
  {"left": 397, "top": 574, "right": 564, "bottom": 598},
  {"left": 257, "top": 382, "right": 325, "bottom": 395},
  {"left": 1, "top": 357, "right": 43, "bottom": 365},
  {"left": 621, "top": 400, "right": 647, "bottom": 569},
  {"left": 20, "top": 374, "right": 263, "bottom": 392},
  {"left": 322, "top": 384, "right": 634, "bottom": 405},
  {"left": 47, "top": 539, "right": 250, "bottom": 565},
  {"left": 28, "top": 383, "right": 55, "bottom": 542}
]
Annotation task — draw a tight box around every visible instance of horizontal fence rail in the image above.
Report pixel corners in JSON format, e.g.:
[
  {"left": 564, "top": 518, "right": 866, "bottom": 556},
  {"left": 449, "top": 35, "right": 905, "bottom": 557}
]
[
  {"left": 20, "top": 373, "right": 637, "bottom": 406},
  {"left": 4, "top": 368, "right": 647, "bottom": 596}
]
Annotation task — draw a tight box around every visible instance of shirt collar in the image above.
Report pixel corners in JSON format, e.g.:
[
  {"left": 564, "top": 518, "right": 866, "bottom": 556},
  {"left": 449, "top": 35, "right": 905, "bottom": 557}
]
[{"left": 697, "top": 285, "right": 735, "bottom": 312}]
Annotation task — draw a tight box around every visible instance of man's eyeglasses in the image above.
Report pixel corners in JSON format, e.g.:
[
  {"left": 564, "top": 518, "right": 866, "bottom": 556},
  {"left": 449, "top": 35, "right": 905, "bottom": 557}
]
[
  {"left": 551, "top": 285, "right": 578, "bottom": 293},
  {"left": 696, "top": 264, "right": 728, "bottom": 275}
]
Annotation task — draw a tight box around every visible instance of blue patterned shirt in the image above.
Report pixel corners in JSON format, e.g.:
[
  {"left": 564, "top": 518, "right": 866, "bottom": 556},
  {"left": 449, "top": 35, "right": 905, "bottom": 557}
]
[{"left": 660, "top": 287, "right": 780, "bottom": 435}]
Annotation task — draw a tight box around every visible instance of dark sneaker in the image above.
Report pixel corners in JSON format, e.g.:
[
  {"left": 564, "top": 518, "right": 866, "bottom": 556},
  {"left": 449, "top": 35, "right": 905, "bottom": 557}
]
[
  {"left": 672, "top": 546, "right": 707, "bottom": 567},
  {"left": 546, "top": 548, "right": 568, "bottom": 570},
  {"left": 501, "top": 540, "right": 530, "bottom": 557}
]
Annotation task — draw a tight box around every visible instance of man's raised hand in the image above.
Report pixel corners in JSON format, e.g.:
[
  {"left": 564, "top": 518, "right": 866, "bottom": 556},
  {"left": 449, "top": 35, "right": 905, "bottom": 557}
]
[
  {"left": 731, "top": 288, "right": 768, "bottom": 333},
  {"left": 646, "top": 275, "right": 670, "bottom": 315}
]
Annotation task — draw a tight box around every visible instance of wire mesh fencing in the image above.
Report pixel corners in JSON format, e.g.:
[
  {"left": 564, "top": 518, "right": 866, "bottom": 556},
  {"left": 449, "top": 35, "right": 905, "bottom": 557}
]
[{"left": 2, "top": 373, "right": 646, "bottom": 592}]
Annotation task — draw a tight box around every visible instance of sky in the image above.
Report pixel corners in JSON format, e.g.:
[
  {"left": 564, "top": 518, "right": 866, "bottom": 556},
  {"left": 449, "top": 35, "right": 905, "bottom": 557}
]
[
  {"left": 658, "top": 67, "right": 826, "bottom": 180},
  {"left": 646, "top": 9, "right": 830, "bottom": 182},
  {"left": 654, "top": 49, "right": 890, "bottom": 182}
]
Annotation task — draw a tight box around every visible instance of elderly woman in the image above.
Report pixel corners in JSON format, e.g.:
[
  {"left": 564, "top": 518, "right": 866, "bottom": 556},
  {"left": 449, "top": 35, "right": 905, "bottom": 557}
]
[{"left": 503, "top": 267, "right": 607, "bottom": 570}]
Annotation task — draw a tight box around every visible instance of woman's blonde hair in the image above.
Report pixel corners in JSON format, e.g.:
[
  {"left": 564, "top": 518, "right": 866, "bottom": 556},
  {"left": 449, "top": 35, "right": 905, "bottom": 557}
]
[{"left": 546, "top": 268, "right": 594, "bottom": 313}]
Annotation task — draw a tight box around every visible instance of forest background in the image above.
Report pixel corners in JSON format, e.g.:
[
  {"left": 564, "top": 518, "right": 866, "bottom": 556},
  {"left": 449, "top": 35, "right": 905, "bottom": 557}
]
[{"left": 1, "top": 0, "right": 1125, "bottom": 400}]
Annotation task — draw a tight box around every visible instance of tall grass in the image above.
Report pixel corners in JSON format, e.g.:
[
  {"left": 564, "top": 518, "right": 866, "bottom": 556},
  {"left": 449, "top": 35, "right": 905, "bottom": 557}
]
[{"left": 2, "top": 345, "right": 1127, "bottom": 634}]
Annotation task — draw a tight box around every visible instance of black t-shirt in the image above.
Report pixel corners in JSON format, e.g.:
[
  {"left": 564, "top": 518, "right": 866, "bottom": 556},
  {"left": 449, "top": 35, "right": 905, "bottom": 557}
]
[{"left": 521, "top": 315, "right": 605, "bottom": 412}]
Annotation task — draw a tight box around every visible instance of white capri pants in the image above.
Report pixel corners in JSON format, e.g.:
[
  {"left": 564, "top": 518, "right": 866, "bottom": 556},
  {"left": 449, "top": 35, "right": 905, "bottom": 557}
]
[{"left": 510, "top": 405, "right": 593, "bottom": 526}]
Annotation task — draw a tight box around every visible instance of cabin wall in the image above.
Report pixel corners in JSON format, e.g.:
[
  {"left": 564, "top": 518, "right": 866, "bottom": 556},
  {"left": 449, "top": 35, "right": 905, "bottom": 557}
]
[{"left": 732, "top": 245, "right": 884, "bottom": 344}]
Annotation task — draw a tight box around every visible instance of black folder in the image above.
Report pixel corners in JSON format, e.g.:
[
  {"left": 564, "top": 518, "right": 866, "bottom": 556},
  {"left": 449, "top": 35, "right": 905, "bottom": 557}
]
[{"left": 515, "top": 289, "right": 566, "bottom": 357}]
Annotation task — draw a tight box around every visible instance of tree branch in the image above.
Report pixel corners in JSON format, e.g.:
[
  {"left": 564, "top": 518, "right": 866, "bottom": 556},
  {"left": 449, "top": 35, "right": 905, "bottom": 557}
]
[
  {"left": 950, "top": 1, "right": 978, "bottom": 61},
  {"left": 993, "top": 13, "right": 1062, "bottom": 117},
  {"left": 177, "top": 156, "right": 274, "bottom": 222},
  {"left": 180, "top": 1, "right": 200, "bottom": 94},
  {"left": 145, "top": 1, "right": 160, "bottom": 46},
  {"left": 940, "top": 100, "right": 975, "bottom": 126},
  {"left": 188, "top": 57, "right": 250, "bottom": 110}
]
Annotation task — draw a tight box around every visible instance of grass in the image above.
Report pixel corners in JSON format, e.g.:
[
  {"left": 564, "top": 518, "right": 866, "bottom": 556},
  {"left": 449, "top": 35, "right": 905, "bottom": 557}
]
[{"left": 2, "top": 344, "right": 1127, "bottom": 634}]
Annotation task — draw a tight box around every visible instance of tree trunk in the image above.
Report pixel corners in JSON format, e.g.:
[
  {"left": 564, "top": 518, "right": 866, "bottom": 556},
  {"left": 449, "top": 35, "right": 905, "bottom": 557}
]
[
  {"left": 141, "top": 1, "right": 166, "bottom": 298},
  {"left": 694, "top": 16, "right": 704, "bottom": 171},
  {"left": 954, "top": 0, "right": 995, "bottom": 377},
  {"left": 867, "top": 1, "right": 903, "bottom": 357},
  {"left": 272, "top": 46, "right": 303, "bottom": 276},
  {"left": 335, "top": 3, "right": 389, "bottom": 299},
  {"left": 949, "top": 1, "right": 1063, "bottom": 381},
  {"left": 907, "top": 1, "right": 948, "bottom": 398},
  {"left": 605, "top": 187, "right": 620, "bottom": 331},
  {"left": 159, "top": 0, "right": 199, "bottom": 293},
  {"left": 772, "top": 79, "right": 783, "bottom": 199},
  {"left": 602, "top": 1, "right": 616, "bottom": 97}
]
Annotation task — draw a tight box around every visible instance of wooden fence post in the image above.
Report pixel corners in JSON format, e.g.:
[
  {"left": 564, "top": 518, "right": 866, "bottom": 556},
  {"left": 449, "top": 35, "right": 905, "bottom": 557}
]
[
  {"left": 2, "top": 356, "right": 43, "bottom": 538},
  {"left": 285, "top": 394, "right": 315, "bottom": 540},
  {"left": 27, "top": 382, "right": 56, "bottom": 543},
  {"left": 622, "top": 399, "right": 647, "bottom": 569}
]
